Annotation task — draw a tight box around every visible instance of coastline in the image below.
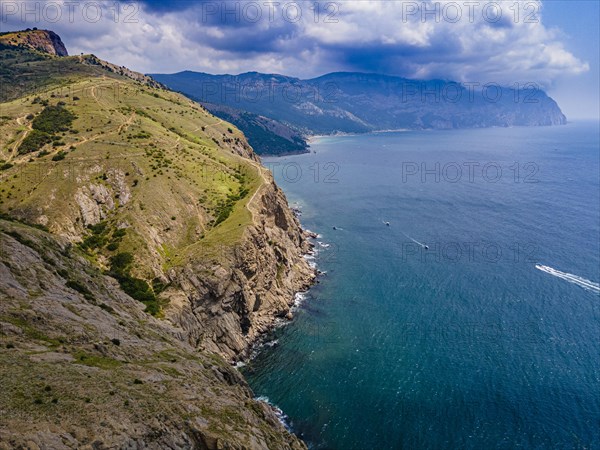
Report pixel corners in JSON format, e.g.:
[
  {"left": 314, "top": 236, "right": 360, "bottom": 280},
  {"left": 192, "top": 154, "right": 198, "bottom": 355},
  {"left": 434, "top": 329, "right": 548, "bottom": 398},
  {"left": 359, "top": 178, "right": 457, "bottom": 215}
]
[
  {"left": 306, "top": 128, "right": 411, "bottom": 145},
  {"left": 233, "top": 222, "right": 320, "bottom": 367},
  {"left": 233, "top": 205, "right": 320, "bottom": 442}
]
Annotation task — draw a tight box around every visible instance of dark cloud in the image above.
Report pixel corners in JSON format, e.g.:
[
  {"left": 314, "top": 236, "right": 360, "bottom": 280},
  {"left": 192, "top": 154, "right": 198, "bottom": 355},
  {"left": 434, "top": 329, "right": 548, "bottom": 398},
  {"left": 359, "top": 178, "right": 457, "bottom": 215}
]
[
  {"left": 1, "top": 1, "right": 589, "bottom": 84},
  {"left": 132, "top": 0, "right": 197, "bottom": 13}
]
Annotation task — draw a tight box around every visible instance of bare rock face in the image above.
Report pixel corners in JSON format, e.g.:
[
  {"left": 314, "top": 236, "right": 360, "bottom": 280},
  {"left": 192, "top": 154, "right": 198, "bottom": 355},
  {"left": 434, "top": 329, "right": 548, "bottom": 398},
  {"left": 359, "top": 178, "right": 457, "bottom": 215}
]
[
  {"left": 164, "top": 177, "right": 316, "bottom": 360},
  {"left": 0, "top": 29, "right": 68, "bottom": 56},
  {"left": 0, "top": 219, "right": 307, "bottom": 449},
  {"left": 44, "top": 30, "right": 69, "bottom": 56}
]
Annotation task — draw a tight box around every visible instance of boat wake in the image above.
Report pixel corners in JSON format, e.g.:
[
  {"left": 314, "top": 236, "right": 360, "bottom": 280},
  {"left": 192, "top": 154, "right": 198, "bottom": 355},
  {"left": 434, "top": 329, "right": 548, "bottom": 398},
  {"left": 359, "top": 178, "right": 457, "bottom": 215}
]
[
  {"left": 402, "top": 231, "right": 427, "bottom": 249},
  {"left": 535, "top": 265, "right": 600, "bottom": 293}
]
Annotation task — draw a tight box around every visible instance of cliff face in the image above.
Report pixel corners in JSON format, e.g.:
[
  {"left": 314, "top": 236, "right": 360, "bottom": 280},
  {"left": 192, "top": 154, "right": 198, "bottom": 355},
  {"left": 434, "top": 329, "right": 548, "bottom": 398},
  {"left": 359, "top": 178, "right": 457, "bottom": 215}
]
[
  {"left": 164, "top": 176, "right": 315, "bottom": 360},
  {"left": 0, "top": 51, "right": 315, "bottom": 361},
  {"left": 0, "top": 29, "right": 68, "bottom": 56},
  {"left": 0, "top": 219, "right": 306, "bottom": 449}
]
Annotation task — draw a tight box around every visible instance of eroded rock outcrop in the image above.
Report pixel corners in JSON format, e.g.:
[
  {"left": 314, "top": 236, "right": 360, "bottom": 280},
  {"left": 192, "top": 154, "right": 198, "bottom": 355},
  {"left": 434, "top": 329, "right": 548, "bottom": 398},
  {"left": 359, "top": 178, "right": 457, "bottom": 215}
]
[
  {"left": 0, "top": 219, "right": 307, "bottom": 449},
  {"left": 163, "top": 176, "right": 315, "bottom": 360},
  {"left": 0, "top": 29, "right": 68, "bottom": 56}
]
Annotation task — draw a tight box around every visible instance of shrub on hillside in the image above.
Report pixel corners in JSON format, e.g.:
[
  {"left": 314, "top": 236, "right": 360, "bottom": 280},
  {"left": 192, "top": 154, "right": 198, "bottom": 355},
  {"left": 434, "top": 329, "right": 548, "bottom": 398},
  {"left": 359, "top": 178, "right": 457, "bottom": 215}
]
[
  {"left": 51, "top": 151, "right": 66, "bottom": 161},
  {"left": 18, "top": 129, "right": 51, "bottom": 154},
  {"left": 32, "top": 105, "right": 76, "bottom": 133},
  {"left": 17, "top": 104, "right": 77, "bottom": 155}
]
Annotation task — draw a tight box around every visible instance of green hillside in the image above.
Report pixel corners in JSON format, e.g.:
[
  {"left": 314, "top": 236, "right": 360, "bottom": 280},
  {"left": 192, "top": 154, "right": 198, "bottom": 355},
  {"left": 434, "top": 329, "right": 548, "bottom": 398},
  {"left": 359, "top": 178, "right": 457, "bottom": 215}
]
[
  {"left": 0, "top": 31, "right": 314, "bottom": 448},
  {"left": 0, "top": 45, "right": 268, "bottom": 317}
]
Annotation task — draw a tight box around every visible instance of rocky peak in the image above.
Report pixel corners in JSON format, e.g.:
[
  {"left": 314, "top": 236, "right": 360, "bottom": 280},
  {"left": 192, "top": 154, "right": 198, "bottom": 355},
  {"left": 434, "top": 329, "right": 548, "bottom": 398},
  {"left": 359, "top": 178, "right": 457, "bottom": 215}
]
[{"left": 0, "top": 29, "right": 68, "bottom": 56}]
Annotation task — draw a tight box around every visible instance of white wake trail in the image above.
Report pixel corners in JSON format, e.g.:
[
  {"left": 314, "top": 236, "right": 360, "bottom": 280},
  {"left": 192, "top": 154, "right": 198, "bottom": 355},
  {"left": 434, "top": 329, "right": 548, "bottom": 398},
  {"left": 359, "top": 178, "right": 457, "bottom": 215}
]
[
  {"left": 535, "top": 265, "right": 600, "bottom": 293},
  {"left": 402, "top": 231, "right": 426, "bottom": 248}
]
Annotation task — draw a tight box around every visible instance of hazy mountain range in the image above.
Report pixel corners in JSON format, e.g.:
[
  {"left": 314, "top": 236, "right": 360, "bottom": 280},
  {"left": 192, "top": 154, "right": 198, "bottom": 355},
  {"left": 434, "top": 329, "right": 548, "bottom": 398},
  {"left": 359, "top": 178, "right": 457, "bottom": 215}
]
[{"left": 152, "top": 71, "right": 567, "bottom": 155}]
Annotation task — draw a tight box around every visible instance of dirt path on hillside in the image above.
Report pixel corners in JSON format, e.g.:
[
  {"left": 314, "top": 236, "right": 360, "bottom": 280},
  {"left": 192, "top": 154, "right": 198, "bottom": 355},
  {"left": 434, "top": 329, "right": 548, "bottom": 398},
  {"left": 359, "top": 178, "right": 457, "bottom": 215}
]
[
  {"left": 8, "top": 116, "right": 33, "bottom": 162},
  {"left": 117, "top": 112, "right": 136, "bottom": 134},
  {"left": 245, "top": 160, "right": 270, "bottom": 213}
]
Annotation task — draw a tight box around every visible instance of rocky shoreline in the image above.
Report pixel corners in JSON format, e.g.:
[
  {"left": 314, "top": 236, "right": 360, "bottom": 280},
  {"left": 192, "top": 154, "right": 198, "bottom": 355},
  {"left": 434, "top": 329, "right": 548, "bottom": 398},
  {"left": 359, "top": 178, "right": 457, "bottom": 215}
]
[
  {"left": 156, "top": 174, "right": 318, "bottom": 362},
  {"left": 233, "top": 224, "right": 320, "bottom": 366}
]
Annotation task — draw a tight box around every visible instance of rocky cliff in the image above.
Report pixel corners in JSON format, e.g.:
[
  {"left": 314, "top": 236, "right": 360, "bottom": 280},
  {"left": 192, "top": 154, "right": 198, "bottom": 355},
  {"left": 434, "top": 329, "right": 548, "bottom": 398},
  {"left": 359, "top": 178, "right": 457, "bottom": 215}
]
[
  {"left": 0, "top": 74, "right": 315, "bottom": 362},
  {"left": 165, "top": 178, "right": 315, "bottom": 360},
  {"left": 0, "top": 218, "right": 306, "bottom": 449},
  {"left": 0, "top": 29, "right": 68, "bottom": 56}
]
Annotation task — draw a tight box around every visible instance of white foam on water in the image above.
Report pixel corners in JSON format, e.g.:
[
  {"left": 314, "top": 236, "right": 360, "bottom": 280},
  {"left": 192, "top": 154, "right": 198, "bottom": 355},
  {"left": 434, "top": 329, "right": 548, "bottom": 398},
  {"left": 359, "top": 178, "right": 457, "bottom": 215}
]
[
  {"left": 294, "top": 292, "right": 308, "bottom": 307},
  {"left": 535, "top": 264, "right": 600, "bottom": 293},
  {"left": 256, "top": 396, "right": 292, "bottom": 431},
  {"left": 303, "top": 253, "right": 317, "bottom": 268}
]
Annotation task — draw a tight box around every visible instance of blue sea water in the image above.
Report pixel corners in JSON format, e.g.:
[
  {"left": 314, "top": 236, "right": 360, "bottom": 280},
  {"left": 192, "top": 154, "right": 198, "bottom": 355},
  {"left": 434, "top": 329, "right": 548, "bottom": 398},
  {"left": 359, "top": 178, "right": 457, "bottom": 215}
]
[{"left": 243, "top": 122, "right": 600, "bottom": 450}]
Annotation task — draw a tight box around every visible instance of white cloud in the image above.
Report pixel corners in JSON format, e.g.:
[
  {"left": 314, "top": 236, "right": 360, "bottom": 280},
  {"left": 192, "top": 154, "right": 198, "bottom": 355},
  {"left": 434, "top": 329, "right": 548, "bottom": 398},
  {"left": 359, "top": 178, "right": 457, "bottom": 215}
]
[{"left": 0, "top": 0, "right": 589, "bottom": 85}]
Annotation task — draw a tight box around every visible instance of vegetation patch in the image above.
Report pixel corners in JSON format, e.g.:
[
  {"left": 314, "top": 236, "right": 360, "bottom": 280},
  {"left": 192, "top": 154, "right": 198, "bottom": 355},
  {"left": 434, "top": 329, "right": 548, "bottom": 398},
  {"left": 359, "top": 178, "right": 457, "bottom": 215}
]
[
  {"left": 18, "top": 104, "right": 77, "bottom": 155},
  {"left": 108, "top": 252, "right": 161, "bottom": 316},
  {"left": 65, "top": 279, "right": 94, "bottom": 301},
  {"left": 73, "top": 351, "right": 122, "bottom": 369},
  {"left": 213, "top": 183, "right": 250, "bottom": 227},
  {"left": 79, "top": 222, "right": 127, "bottom": 254},
  {"left": 18, "top": 129, "right": 52, "bottom": 155},
  {"left": 51, "top": 151, "right": 67, "bottom": 161},
  {"left": 32, "top": 105, "right": 76, "bottom": 133},
  {"left": 5, "top": 230, "right": 36, "bottom": 248}
]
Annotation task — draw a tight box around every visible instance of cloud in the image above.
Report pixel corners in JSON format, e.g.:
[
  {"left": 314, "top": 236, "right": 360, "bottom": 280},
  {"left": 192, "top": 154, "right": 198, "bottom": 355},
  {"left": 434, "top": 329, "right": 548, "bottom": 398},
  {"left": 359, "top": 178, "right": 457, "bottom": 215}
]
[{"left": 0, "top": 0, "right": 589, "bottom": 85}]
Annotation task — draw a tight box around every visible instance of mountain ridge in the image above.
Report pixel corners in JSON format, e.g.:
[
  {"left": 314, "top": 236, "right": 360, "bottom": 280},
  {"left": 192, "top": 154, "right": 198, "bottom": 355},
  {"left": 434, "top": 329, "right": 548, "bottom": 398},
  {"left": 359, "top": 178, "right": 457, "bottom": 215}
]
[{"left": 152, "top": 69, "right": 567, "bottom": 155}]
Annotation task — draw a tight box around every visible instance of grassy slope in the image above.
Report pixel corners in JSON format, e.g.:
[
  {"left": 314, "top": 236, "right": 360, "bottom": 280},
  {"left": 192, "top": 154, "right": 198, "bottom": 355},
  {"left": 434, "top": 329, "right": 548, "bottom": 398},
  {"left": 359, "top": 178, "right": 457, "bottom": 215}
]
[{"left": 0, "top": 47, "right": 268, "bottom": 312}]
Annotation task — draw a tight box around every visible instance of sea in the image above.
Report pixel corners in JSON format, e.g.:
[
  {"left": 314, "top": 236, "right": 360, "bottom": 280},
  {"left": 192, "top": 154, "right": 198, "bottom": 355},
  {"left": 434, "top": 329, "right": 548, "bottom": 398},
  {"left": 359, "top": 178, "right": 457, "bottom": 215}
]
[{"left": 242, "top": 121, "right": 600, "bottom": 450}]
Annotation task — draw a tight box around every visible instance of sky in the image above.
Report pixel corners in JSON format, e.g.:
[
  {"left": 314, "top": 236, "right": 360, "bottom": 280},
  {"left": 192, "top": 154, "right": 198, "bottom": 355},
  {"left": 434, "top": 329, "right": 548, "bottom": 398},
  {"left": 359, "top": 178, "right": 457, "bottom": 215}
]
[{"left": 1, "top": 0, "right": 598, "bottom": 118}]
